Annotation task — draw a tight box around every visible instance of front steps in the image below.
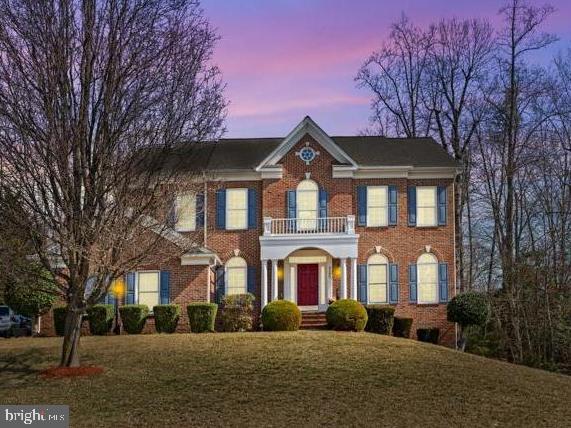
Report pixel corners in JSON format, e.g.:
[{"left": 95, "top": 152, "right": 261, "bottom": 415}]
[{"left": 300, "top": 311, "right": 327, "bottom": 330}]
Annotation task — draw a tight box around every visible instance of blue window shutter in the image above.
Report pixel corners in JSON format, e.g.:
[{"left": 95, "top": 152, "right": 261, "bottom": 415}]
[
  {"left": 357, "top": 185, "right": 367, "bottom": 226},
  {"left": 215, "top": 189, "right": 226, "bottom": 229},
  {"left": 126, "top": 272, "right": 136, "bottom": 304},
  {"left": 389, "top": 263, "right": 399, "bottom": 304},
  {"left": 160, "top": 271, "right": 170, "bottom": 304},
  {"left": 247, "top": 266, "right": 256, "bottom": 295},
  {"left": 409, "top": 264, "right": 417, "bottom": 303},
  {"left": 286, "top": 190, "right": 296, "bottom": 218},
  {"left": 215, "top": 266, "right": 225, "bottom": 304},
  {"left": 407, "top": 186, "right": 417, "bottom": 226},
  {"left": 319, "top": 189, "right": 328, "bottom": 218},
  {"left": 248, "top": 188, "right": 257, "bottom": 229},
  {"left": 437, "top": 186, "right": 447, "bottom": 226},
  {"left": 388, "top": 185, "right": 398, "bottom": 226},
  {"left": 439, "top": 263, "right": 449, "bottom": 303},
  {"left": 357, "top": 264, "right": 367, "bottom": 304},
  {"left": 105, "top": 293, "right": 115, "bottom": 305},
  {"left": 196, "top": 192, "right": 205, "bottom": 228}
]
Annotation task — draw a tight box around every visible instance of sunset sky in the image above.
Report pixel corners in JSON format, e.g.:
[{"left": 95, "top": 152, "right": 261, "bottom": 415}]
[{"left": 204, "top": 0, "right": 571, "bottom": 137}]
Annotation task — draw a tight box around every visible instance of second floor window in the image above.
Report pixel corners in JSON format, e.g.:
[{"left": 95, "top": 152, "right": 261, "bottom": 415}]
[
  {"left": 175, "top": 193, "right": 196, "bottom": 231},
  {"left": 226, "top": 188, "right": 248, "bottom": 230},
  {"left": 367, "top": 186, "right": 388, "bottom": 227},
  {"left": 417, "top": 186, "right": 437, "bottom": 227},
  {"left": 297, "top": 179, "right": 318, "bottom": 230}
]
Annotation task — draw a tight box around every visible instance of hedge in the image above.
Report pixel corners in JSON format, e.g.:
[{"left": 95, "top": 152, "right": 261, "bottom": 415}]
[
  {"left": 326, "top": 299, "right": 368, "bottom": 332},
  {"left": 119, "top": 304, "right": 149, "bottom": 334},
  {"left": 220, "top": 293, "right": 255, "bottom": 332},
  {"left": 187, "top": 303, "right": 218, "bottom": 333},
  {"left": 86, "top": 304, "right": 114, "bottom": 335},
  {"left": 261, "top": 300, "right": 301, "bottom": 331},
  {"left": 153, "top": 304, "right": 181, "bottom": 333},
  {"left": 393, "top": 317, "right": 413, "bottom": 338},
  {"left": 52, "top": 306, "right": 67, "bottom": 336},
  {"left": 417, "top": 328, "right": 440, "bottom": 344},
  {"left": 447, "top": 292, "right": 488, "bottom": 328},
  {"left": 364, "top": 305, "right": 395, "bottom": 335}
]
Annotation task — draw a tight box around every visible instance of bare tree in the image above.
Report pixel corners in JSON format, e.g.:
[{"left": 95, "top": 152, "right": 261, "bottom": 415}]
[
  {"left": 0, "top": 0, "right": 225, "bottom": 367},
  {"left": 356, "top": 15, "right": 435, "bottom": 137}
]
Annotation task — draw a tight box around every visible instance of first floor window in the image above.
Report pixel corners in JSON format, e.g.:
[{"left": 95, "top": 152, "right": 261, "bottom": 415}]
[
  {"left": 367, "top": 186, "right": 388, "bottom": 227},
  {"left": 175, "top": 193, "right": 196, "bottom": 231},
  {"left": 368, "top": 254, "right": 388, "bottom": 303},
  {"left": 417, "top": 253, "right": 438, "bottom": 303},
  {"left": 226, "top": 257, "right": 247, "bottom": 295},
  {"left": 417, "top": 186, "right": 437, "bottom": 227},
  {"left": 226, "top": 189, "right": 248, "bottom": 230},
  {"left": 297, "top": 179, "right": 318, "bottom": 230},
  {"left": 138, "top": 271, "right": 160, "bottom": 309}
]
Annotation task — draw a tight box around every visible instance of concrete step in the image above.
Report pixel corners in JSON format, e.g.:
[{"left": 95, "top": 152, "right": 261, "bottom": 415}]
[{"left": 300, "top": 312, "right": 327, "bottom": 330}]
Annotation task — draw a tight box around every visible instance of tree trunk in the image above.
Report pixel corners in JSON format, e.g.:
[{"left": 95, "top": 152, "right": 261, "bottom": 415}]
[
  {"left": 32, "top": 315, "right": 41, "bottom": 336},
  {"left": 60, "top": 307, "right": 83, "bottom": 367}
]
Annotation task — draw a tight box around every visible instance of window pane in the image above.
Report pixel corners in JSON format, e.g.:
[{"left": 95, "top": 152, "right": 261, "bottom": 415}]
[
  {"left": 418, "top": 282, "right": 438, "bottom": 303},
  {"left": 138, "top": 272, "right": 159, "bottom": 293},
  {"left": 369, "top": 283, "right": 387, "bottom": 303},
  {"left": 227, "top": 209, "right": 247, "bottom": 229},
  {"left": 417, "top": 187, "right": 436, "bottom": 206},
  {"left": 418, "top": 262, "right": 438, "bottom": 303},
  {"left": 367, "top": 207, "right": 387, "bottom": 227},
  {"left": 176, "top": 193, "right": 196, "bottom": 231},
  {"left": 368, "top": 187, "right": 387, "bottom": 207},
  {"left": 369, "top": 264, "right": 387, "bottom": 283},
  {"left": 417, "top": 207, "right": 436, "bottom": 226},
  {"left": 227, "top": 189, "right": 247, "bottom": 209},
  {"left": 139, "top": 291, "right": 160, "bottom": 309},
  {"left": 297, "top": 191, "right": 317, "bottom": 211},
  {"left": 227, "top": 267, "right": 246, "bottom": 295}
]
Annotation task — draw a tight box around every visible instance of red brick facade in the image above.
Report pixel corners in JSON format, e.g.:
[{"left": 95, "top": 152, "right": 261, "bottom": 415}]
[{"left": 40, "top": 130, "right": 456, "bottom": 345}]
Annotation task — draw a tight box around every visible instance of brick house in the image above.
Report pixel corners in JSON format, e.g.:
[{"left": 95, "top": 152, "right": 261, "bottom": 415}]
[{"left": 42, "top": 116, "right": 459, "bottom": 343}]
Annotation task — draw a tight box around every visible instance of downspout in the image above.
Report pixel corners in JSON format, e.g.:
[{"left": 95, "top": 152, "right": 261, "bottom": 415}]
[
  {"left": 203, "top": 170, "right": 208, "bottom": 247},
  {"left": 453, "top": 177, "right": 458, "bottom": 351}
]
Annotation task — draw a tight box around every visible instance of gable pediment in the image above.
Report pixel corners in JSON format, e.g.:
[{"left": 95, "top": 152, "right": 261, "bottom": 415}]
[{"left": 255, "top": 116, "right": 357, "bottom": 171}]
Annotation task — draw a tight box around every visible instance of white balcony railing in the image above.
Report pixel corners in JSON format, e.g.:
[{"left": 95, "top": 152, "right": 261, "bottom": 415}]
[{"left": 263, "top": 215, "right": 355, "bottom": 236}]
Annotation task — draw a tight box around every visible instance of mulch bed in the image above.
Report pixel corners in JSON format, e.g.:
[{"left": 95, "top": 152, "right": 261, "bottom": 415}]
[{"left": 40, "top": 366, "right": 104, "bottom": 379}]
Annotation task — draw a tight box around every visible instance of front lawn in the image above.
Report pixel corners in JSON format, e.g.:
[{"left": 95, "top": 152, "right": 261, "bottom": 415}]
[{"left": 1, "top": 331, "right": 570, "bottom": 427}]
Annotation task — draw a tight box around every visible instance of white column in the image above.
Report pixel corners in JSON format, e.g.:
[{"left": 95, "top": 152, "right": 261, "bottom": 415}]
[
  {"left": 271, "top": 259, "right": 279, "bottom": 301},
  {"left": 261, "top": 259, "right": 268, "bottom": 308},
  {"left": 327, "top": 260, "right": 333, "bottom": 301},
  {"left": 350, "top": 258, "right": 358, "bottom": 300},
  {"left": 340, "top": 258, "right": 348, "bottom": 299}
]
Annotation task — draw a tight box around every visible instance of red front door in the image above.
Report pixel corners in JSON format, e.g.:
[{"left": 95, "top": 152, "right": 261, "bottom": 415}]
[{"left": 297, "top": 264, "right": 319, "bottom": 306}]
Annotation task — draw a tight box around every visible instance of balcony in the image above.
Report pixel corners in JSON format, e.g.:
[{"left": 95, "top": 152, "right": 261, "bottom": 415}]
[{"left": 263, "top": 215, "right": 356, "bottom": 236}]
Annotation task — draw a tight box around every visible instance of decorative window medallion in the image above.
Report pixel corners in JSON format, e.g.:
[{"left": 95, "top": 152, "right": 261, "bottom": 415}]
[{"left": 296, "top": 142, "right": 320, "bottom": 165}]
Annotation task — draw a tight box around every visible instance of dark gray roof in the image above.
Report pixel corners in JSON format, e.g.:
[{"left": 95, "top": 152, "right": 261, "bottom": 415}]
[{"left": 157, "top": 135, "right": 457, "bottom": 171}]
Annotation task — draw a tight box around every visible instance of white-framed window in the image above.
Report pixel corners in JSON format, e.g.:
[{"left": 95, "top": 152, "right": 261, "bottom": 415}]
[
  {"left": 226, "top": 257, "right": 247, "bottom": 295},
  {"left": 297, "top": 179, "right": 318, "bottom": 230},
  {"left": 417, "top": 253, "right": 438, "bottom": 304},
  {"left": 368, "top": 254, "right": 388, "bottom": 303},
  {"left": 226, "top": 188, "right": 248, "bottom": 230},
  {"left": 367, "top": 186, "right": 388, "bottom": 227},
  {"left": 175, "top": 193, "right": 196, "bottom": 231},
  {"left": 137, "top": 271, "right": 160, "bottom": 309},
  {"left": 417, "top": 186, "right": 437, "bottom": 227}
]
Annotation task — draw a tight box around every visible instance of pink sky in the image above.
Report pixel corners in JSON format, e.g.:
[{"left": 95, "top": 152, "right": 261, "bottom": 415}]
[{"left": 204, "top": 0, "right": 571, "bottom": 137}]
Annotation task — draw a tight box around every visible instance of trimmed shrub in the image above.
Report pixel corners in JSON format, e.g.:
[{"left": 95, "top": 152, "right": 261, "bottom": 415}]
[
  {"left": 52, "top": 306, "right": 67, "bottom": 336},
  {"left": 119, "top": 304, "right": 149, "bottom": 334},
  {"left": 393, "top": 317, "right": 413, "bottom": 338},
  {"left": 153, "top": 304, "right": 181, "bottom": 333},
  {"left": 447, "top": 292, "right": 488, "bottom": 328},
  {"left": 417, "top": 328, "right": 440, "bottom": 344},
  {"left": 187, "top": 303, "right": 218, "bottom": 333},
  {"left": 86, "top": 304, "right": 114, "bottom": 335},
  {"left": 326, "top": 299, "right": 368, "bottom": 332},
  {"left": 365, "top": 305, "right": 395, "bottom": 335},
  {"left": 220, "top": 293, "right": 255, "bottom": 332},
  {"left": 261, "top": 300, "right": 301, "bottom": 331}
]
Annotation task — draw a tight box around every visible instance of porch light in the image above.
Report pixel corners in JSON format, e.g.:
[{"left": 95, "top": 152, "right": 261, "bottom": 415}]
[
  {"left": 333, "top": 264, "right": 342, "bottom": 280},
  {"left": 277, "top": 265, "right": 284, "bottom": 281}
]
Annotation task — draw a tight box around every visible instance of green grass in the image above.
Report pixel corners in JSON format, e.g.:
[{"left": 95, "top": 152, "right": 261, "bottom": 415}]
[{"left": 1, "top": 331, "right": 570, "bottom": 427}]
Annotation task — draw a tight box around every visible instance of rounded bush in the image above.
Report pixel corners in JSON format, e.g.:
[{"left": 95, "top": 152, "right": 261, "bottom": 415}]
[
  {"left": 261, "top": 300, "right": 301, "bottom": 331},
  {"left": 392, "top": 317, "right": 413, "bottom": 338},
  {"left": 187, "top": 303, "right": 218, "bottom": 333},
  {"left": 365, "top": 305, "right": 395, "bottom": 334},
  {"left": 417, "top": 328, "right": 440, "bottom": 344},
  {"left": 86, "top": 304, "right": 114, "bottom": 335},
  {"left": 447, "top": 292, "right": 488, "bottom": 328},
  {"left": 326, "top": 299, "right": 368, "bottom": 332},
  {"left": 52, "top": 306, "right": 67, "bottom": 336},
  {"left": 153, "top": 304, "right": 181, "bottom": 333},
  {"left": 119, "top": 304, "right": 149, "bottom": 334}
]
